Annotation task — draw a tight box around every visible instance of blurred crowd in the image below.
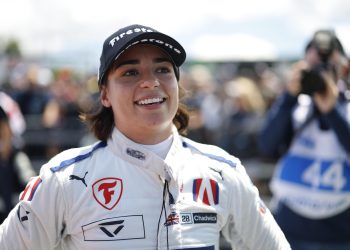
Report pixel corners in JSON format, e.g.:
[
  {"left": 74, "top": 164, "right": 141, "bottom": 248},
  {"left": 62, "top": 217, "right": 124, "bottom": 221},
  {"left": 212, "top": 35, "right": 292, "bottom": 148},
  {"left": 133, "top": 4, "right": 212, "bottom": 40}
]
[
  {"left": 180, "top": 62, "right": 285, "bottom": 159},
  {"left": 1, "top": 52, "right": 290, "bottom": 161}
]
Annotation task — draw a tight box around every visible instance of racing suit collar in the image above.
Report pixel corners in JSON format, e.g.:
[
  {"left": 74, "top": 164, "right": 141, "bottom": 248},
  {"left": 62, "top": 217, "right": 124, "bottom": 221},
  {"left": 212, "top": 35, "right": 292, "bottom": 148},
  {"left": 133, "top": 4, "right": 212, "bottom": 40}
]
[{"left": 107, "top": 126, "right": 186, "bottom": 180}]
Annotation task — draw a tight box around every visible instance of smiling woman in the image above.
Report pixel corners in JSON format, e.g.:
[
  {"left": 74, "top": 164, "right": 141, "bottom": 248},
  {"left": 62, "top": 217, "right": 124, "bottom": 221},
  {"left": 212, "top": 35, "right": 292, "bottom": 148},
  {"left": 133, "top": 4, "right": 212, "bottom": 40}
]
[
  {"left": 0, "top": 24, "right": 291, "bottom": 250},
  {"left": 99, "top": 44, "right": 180, "bottom": 144},
  {"left": 82, "top": 24, "right": 189, "bottom": 144}
]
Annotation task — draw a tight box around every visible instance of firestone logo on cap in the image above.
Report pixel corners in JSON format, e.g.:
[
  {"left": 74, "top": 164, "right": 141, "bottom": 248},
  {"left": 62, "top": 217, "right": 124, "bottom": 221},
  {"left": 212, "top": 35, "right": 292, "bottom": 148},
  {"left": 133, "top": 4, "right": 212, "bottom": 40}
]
[
  {"left": 123, "top": 38, "right": 182, "bottom": 55},
  {"left": 109, "top": 27, "right": 154, "bottom": 47},
  {"left": 98, "top": 24, "right": 186, "bottom": 84}
]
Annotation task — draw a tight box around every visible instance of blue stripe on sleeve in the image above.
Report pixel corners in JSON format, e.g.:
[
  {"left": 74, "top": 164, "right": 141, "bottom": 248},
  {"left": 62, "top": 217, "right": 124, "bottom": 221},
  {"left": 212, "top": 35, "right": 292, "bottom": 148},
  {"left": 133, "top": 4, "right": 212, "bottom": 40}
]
[
  {"left": 50, "top": 141, "right": 107, "bottom": 172},
  {"left": 182, "top": 141, "right": 237, "bottom": 168}
]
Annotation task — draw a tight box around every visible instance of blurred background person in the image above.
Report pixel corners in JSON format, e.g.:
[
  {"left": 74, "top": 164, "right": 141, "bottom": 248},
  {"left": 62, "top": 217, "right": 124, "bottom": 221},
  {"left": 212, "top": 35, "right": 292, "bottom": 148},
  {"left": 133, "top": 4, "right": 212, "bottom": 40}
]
[
  {"left": 0, "top": 106, "right": 36, "bottom": 223},
  {"left": 219, "top": 76, "right": 267, "bottom": 159},
  {"left": 41, "top": 68, "right": 90, "bottom": 159},
  {"left": 184, "top": 65, "right": 224, "bottom": 145},
  {"left": 0, "top": 91, "right": 26, "bottom": 148},
  {"left": 259, "top": 30, "right": 350, "bottom": 250},
  {"left": 12, "top": 64, "right": 52, "bottom": 117},
  {"left": 184, "top": 95, "right": 213, "bottom": 144}
]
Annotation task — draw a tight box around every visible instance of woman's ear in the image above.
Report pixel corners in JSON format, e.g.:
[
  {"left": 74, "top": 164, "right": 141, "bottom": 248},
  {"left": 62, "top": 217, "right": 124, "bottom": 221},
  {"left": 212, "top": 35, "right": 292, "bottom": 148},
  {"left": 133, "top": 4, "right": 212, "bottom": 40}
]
[{"left": 100, "top": 86, "right": 111, "bottom": 108}]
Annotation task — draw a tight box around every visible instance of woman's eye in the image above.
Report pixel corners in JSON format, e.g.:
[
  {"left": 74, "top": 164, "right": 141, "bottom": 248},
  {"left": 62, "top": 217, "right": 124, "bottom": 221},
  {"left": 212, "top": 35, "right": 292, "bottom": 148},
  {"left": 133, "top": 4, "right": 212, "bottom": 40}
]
[
  {"left": 157, "top": 67, "right": 171, "bottom": 74},
  {"left": 124, "top": 70, "right": 138, "bottom": 76}
]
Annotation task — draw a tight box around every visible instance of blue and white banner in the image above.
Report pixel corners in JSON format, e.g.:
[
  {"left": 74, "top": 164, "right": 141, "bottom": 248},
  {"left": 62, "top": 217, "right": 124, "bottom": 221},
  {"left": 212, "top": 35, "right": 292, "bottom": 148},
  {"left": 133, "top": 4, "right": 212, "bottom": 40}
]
[{"left": 271, "top": 154, "right": 350, "bottom": 219}]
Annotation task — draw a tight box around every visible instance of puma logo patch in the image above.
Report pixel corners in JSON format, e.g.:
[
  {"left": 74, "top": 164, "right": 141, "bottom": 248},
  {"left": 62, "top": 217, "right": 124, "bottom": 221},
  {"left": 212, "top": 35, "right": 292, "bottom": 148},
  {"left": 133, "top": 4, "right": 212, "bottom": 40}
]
[{"left": 69, "top": 171, "right": 88, "bottom": 187}]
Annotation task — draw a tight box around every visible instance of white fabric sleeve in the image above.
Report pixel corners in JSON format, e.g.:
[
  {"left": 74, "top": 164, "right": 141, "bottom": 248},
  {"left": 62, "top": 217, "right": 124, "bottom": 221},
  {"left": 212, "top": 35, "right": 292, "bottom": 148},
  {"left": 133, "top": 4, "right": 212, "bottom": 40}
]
[
  {"left": 0, "top": 166, "right": 66, "bottom": 250},
  {"left": 221, "top": 163, "right": 291, "bottom": 250}
]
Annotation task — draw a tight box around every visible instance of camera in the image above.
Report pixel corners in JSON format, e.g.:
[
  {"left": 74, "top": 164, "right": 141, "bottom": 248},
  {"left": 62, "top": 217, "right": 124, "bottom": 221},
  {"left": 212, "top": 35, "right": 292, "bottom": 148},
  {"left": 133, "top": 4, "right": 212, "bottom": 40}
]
[{"left": 300, "top": 30, "right": 339, "bottom": 95}]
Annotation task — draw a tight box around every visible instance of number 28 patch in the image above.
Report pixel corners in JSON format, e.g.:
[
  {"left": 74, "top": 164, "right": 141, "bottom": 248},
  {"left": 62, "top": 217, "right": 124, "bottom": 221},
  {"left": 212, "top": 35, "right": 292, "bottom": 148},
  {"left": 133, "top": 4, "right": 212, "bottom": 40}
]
[{"left": 166, "top": 212, "right": 217, "bottom": 226}]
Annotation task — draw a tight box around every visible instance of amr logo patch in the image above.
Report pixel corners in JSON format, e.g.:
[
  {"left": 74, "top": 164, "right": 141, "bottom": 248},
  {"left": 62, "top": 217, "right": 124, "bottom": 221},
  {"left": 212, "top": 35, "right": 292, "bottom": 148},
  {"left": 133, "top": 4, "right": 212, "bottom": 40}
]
[
  {"left": 193, "top": 178, "right": 219, "bottom": 206},
  {"left": 92, "top": 178, "right": 123, "bottom": 210}
]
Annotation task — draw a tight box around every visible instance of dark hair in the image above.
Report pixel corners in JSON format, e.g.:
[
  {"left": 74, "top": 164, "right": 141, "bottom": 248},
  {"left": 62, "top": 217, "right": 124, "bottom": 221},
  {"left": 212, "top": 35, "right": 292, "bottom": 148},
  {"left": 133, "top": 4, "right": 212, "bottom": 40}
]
[{"left": 80, "top": 81, "right": 189, "bottom": 142}]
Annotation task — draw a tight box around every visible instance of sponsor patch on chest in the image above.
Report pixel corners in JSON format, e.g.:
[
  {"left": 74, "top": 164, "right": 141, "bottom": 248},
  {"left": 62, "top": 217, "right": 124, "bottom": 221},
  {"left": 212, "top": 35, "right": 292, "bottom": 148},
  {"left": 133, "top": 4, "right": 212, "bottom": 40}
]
[
  {"left": 82, "top": 215, "right": 145, "bottom": 241},
  {"left": 92, "top": 177, "right": 123, "bottom": 210},
  {"left": 166, "top": 212, "right": 217, "bottom": 226}
]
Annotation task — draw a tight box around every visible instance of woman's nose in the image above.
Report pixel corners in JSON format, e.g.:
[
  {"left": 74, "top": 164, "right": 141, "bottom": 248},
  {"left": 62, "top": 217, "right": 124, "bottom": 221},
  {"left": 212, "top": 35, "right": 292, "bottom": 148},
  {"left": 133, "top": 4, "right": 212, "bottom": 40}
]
[{"left": 139, "top": 75, "right": 160, "bottom": 88}]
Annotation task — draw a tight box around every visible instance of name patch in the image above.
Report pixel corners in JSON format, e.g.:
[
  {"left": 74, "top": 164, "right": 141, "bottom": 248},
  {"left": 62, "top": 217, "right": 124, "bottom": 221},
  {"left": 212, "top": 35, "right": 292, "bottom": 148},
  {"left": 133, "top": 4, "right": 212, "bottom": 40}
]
[{"left": 178, "top": 212, "right": 217, "bottom": 225}]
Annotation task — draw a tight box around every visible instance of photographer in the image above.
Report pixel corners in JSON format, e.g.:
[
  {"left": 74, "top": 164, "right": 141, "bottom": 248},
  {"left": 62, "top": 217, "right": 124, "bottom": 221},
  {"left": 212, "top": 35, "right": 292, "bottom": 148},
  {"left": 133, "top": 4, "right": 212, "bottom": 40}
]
[{"left": 259, "top": 30, "right": 350, "bottom": 250}]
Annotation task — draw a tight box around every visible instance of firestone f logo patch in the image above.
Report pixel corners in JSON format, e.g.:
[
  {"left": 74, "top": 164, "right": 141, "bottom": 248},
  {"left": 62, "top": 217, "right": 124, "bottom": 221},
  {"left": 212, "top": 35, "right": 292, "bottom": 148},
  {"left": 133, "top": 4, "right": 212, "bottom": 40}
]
[
  {"left": 193, "top": 178, "right": 219, "bottom": 206},
  {"left": 93, "top": 178, "right": 123, "bottom": 210}
]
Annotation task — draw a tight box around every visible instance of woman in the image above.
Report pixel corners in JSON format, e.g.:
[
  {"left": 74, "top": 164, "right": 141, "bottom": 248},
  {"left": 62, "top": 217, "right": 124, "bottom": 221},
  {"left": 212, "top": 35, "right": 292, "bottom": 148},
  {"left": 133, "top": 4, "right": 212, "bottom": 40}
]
[{"left": 0, "top": 24, "right": 290, "bottom": 249}]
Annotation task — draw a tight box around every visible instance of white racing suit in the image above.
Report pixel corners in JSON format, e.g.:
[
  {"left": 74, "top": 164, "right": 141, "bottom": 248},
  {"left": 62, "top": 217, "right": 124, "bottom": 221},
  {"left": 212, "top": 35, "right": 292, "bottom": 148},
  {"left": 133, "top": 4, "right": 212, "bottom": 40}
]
[{"left": 0, "top": 127, "right": 290, "bottom": 249}]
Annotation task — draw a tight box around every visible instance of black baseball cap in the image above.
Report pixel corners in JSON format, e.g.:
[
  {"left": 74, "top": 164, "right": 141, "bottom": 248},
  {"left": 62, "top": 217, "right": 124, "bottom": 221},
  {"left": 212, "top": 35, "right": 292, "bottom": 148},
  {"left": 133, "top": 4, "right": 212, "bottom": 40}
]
[{"left": 98, "top": 24, "right": 186, "bottom": 85}]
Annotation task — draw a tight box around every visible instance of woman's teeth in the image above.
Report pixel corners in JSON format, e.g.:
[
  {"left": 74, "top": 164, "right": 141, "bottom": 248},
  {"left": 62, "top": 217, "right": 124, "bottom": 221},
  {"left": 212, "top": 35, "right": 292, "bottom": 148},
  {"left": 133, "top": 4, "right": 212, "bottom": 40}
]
[{"left": 137, "top": 97, "right": 164, "bottom": 105}]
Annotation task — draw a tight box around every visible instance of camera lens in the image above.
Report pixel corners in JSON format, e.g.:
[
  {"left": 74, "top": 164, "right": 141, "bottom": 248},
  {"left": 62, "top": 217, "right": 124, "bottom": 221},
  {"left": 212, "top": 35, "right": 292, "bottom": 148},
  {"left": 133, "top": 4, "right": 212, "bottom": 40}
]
[{"left": 301, "top": 69, "right": 327, "bottom": 95}]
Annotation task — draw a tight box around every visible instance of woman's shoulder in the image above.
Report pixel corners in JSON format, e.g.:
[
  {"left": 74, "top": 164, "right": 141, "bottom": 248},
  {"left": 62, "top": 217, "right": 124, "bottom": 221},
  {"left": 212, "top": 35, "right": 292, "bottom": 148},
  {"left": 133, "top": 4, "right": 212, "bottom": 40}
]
[
  {"left": 41, "top": 141, "right": 107, "bottom": 174},
  {"left": 181, "top": 137, "right": 241, "bottom": 169}
]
